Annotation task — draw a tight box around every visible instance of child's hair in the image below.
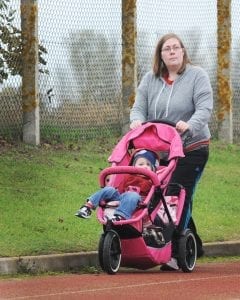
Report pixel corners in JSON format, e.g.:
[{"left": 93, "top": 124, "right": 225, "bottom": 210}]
[{"left": 131, "top": 149, "right": 160, "bottom": 171}]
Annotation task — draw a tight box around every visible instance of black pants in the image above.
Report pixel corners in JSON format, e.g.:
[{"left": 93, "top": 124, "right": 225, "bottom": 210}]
[{"left": 169, "top": 146, "right": 209, "bottom": 256}]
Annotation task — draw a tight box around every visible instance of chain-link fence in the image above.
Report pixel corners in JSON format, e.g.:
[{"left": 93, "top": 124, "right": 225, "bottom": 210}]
[
  {"left": 1, "top": 0, "right": 240, "bottom": 142},
  {"left": 231, "top": 0, "right": 240, "bottom": 141}
]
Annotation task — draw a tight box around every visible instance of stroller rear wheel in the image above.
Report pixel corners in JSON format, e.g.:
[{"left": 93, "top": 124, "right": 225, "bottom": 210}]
[
  {"left": 178, "top": 229, "right": 197, "bottom": 273},
  {"left": 101, "top": 230, "right": 121, "bottom": 274}
]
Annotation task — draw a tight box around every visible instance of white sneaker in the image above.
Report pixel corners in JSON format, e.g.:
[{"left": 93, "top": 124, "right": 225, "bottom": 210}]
[
  {"left": 160, "top": 257, "right": 179, "bottom": 271},
  {"left": 75, "top": 206, "right": 92, "bottom": 219}
]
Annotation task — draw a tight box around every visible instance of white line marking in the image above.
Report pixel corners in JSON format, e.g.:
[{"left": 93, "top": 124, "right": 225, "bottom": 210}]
[{"left": 2, "top": 274, "right": 240, "bottom": 299}]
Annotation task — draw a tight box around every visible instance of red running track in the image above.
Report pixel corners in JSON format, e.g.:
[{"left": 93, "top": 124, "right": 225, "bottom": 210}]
[{"left": 0, "top": 261, "right": 240, "bottom": 300}]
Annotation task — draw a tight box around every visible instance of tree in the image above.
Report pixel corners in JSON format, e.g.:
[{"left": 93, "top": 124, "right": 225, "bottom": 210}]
[
  {"left": 0, "top": 0, "right": 48, "bottom": 84},
  {"left": 68, "top": 29, "right": 120, "bottom": 103}
]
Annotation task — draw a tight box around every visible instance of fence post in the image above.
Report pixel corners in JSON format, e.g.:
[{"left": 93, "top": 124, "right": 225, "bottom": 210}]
[
  {"left": 121, "top": 0, "right": 137, "bottom": 134},
  {"left": 21, "top": 0, "right": 40, "bottom": 145},
  {"left": 217, "top": 0, "right": 233, "bottom": 143}
]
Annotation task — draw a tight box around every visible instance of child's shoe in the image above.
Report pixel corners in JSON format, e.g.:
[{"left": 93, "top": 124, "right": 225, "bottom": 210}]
[
  {"left": 111, "top": 214, "right": 125, "bottom": 222},
  {"left": 75, "top": 205, "right": 92, "bottom": 219}
]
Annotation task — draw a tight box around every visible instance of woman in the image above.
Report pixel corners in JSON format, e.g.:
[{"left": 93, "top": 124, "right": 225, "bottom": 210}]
[{"left": 130, "top": 33, "right": 213, "bottom": 270}]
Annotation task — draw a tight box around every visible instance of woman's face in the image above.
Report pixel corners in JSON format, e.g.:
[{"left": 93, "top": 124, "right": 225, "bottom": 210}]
[{"left": 161, "top": 38, "right": 184, "bottom": 71}]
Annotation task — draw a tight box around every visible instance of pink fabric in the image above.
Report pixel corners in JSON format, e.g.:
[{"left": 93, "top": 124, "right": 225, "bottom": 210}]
[{"left": 121, "top": 238, "right": 172, "bottom": 269}]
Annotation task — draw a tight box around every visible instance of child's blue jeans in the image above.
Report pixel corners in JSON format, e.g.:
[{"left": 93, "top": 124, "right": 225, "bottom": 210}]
[{"left": 88, "top": 186, "right": 140, "bottom": 219}]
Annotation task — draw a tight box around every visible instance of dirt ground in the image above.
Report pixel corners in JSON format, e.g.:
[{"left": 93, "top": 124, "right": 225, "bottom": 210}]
[{"left": 1, "top": 261, "right": 240, "bottom": 300}]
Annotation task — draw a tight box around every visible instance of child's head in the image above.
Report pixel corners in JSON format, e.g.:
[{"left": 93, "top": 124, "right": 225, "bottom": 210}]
[{"left": 131, "top": 149, "right": 160, "bottom": 171}]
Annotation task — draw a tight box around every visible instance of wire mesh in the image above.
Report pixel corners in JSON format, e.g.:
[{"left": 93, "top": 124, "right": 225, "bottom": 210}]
[
  {"left": 0, "top": 0, "right": 239, "bottom": 142},
  {"left": 38, "top": 0, "right": 122, "bottom": 140}
]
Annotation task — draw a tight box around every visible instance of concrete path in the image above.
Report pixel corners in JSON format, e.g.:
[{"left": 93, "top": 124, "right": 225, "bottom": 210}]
[{"left": 0, "top": 240, "right": 240, "bottom": 275}]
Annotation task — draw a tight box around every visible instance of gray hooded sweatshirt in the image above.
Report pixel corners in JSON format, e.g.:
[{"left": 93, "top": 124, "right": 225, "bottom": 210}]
[{"left": 130, "top": 64, "right": 213, "bottom": 148}]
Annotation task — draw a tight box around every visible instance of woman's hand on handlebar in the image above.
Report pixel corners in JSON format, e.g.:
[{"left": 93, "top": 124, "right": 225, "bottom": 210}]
[
  {"left": 176, "top": 120, "right": 190, "bottom": 134},
  {"left": 130, "top": 120, "right": 142, "bottom": 129}
]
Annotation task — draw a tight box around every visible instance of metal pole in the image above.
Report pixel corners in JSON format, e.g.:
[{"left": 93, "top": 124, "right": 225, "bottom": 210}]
[
  {"left": 122, "top": 0, "right": 137, "bottom": 134},
  {"left": 21, "top": 0, "right": 40, "bottom": 145},
  {"left": 217, "top": 0, "right": 233, "bottom": 142}
]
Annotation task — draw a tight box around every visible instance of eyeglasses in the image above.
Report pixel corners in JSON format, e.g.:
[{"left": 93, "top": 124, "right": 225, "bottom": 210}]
[{"left": 161, "top": 46, "right": 182, "bottom": 53}]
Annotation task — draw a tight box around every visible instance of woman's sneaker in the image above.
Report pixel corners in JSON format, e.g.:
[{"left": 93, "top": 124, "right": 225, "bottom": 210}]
[
  {"left": 75, "top": 206, "right": 92, "bottom": 219},
  {"left": 160, "top": 257, "right": 179, "bottom": 271}
]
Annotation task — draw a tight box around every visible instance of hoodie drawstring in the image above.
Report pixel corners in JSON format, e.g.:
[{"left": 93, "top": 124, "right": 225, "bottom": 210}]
[
  {"left": 165, "top": 82, "right": 174, "bottom": 118},
  {"left": 154, "top": 82, "right": 166, "bottom": 119},
  {"left": 154, "top": 81, "right": 174, "bottom": 119}
]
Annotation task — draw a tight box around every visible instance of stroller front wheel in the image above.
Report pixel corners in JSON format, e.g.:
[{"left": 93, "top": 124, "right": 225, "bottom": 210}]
[{"left": 101, "top": 230, "right": 121, "bottom": 274}]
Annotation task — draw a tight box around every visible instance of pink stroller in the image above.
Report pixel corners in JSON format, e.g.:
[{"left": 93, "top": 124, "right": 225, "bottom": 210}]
[{"left": 97, "top": 121, "right": 197, "bottom": 274}]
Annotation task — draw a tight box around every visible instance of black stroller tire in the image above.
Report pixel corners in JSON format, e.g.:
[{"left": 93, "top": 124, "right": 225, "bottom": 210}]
[
  {"left": 102, "top": 230, "right": 121, "bottom": 274},
  {"left": 178, "top": 229, "right": 197, "bottom": 273},
  {"left": 98, "top": 234, "right": 105, "bottom": 271}
]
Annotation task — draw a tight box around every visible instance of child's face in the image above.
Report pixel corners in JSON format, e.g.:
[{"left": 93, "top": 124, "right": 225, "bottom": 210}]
[{"left": 134, "top": 157, "right": 152, "bottom": 171}]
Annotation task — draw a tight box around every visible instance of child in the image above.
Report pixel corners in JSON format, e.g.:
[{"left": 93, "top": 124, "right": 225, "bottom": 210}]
[{"left": 75, "top": 149, "right": 160, "bottom": 221}]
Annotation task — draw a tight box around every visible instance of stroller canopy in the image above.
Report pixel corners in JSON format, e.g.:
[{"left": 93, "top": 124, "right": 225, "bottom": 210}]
[{"left": 108, "top": 122, "right": 185, "bottom": 166}]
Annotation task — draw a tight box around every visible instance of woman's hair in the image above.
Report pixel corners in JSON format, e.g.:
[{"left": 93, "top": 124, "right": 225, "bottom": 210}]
[{"left": 152, "top": 33, "right": 191, "bottom": 78}]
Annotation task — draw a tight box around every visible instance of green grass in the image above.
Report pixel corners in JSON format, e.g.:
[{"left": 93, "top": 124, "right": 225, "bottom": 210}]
[
  {"left": 40, "top": 124, "right": 121, "bottom": 141},
  {"left": 193, "top": 142, "right": 240, "bottom": 242},
  {"left": 0, "top": 138, "right": 239, "bottom": 257}
]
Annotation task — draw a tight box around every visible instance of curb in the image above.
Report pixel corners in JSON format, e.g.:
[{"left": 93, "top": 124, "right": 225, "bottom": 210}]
[
  {"left": 203, "top": 240, "right": 240, "bottom": 257},
  {"left": 1, "top": 241, "right": 240, "bottom": 275},
  {"left": 0, "top": 252, "right": 98, "bottom": 275}
]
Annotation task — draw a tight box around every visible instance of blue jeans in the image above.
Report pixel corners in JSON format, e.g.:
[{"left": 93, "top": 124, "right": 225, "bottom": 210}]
[{"left": 88, "top": 186, "right": 141, "bottom": 219}]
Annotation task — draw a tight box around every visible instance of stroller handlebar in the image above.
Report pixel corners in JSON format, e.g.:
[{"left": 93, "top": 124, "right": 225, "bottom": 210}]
[
  {"left": 142, "top": 119, "right": 176, "bottom": 127},
  {"left": 99, "top": 166, "right": 160, "bottom": 187},
  {"left": 143, "top": 119, "right": 192, "bottom": 144}
]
